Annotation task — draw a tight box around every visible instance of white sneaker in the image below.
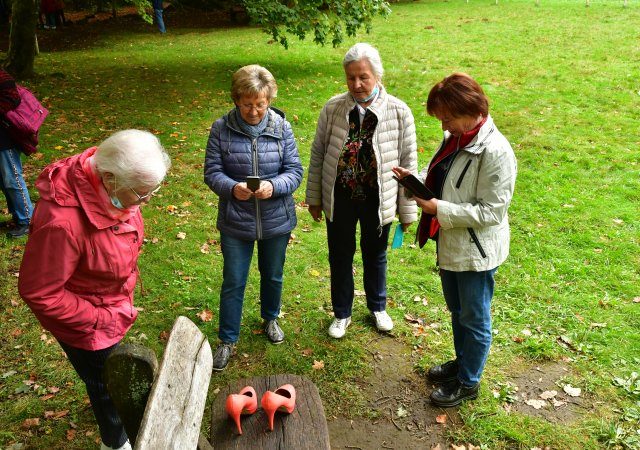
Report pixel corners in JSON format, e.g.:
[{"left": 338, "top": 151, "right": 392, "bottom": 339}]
[
  {"left": 328, "top": 317, "right": 351, "bottom": 339},
  {"left": 372, "top": 310, "right": 394, "bottom": 332},
  {"left": 101, "top": 440, "right": 132, "bottom": 450}
]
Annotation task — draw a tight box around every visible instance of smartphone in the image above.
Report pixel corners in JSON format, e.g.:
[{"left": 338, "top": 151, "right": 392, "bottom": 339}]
[{"left": 246, "top": 176, "right": 260, "bottom": 192}]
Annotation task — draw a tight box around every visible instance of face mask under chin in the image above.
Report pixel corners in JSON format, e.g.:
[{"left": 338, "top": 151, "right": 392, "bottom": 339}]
[{"left": 110, "top": 195, "right": 125, "bottom": 209}]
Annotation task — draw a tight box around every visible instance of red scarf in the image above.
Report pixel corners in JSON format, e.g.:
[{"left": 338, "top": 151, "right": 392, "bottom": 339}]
[{"left": 418, "top": 117, "right": 486, "bottom": 247}]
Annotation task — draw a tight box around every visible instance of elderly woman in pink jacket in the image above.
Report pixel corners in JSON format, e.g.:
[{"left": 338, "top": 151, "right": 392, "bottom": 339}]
[{"left": 19, "top": 130, "right": 171, "bottom": 450}]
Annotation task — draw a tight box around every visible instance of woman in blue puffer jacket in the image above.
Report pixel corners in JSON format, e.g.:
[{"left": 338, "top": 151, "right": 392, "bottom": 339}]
[{"left": 204, "top": 64, "right": 303, "bottom": 371}]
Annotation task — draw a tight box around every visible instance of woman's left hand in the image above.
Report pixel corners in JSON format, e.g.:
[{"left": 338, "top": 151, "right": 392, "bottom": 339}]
[{"left": 254, "top": 180, "right": 273, "bottom": 199}]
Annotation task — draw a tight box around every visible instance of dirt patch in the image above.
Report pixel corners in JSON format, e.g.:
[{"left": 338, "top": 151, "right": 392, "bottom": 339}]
[
  {"left": 507, "top": 361, "right": 592, "bottom": 424},
  {"left": 327, "top": 335, "right": 458, "bottom": 450}
]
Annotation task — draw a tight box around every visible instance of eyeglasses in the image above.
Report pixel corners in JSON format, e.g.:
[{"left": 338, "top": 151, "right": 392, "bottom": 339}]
[
  {"left": 239, "top": 103, "right": 269, "bottom": 112},
  {"left": 129, "top": 184, "right": 162, "bottom": 201}
]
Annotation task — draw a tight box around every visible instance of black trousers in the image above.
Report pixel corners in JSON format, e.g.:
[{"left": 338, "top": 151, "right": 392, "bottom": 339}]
[
  {"left": 58, "top": 340, "right": 128, "bottom": 448},
  {"left": 326, "top": 186, "right": 391, "bottom": 319}
]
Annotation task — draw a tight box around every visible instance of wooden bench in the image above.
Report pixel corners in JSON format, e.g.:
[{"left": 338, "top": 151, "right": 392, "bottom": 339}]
[
  {"left": 105, "top": 316, "right": 213, "bottom": 450},
  {"left": 208, "top": 373, "right": 330, "bottom": 449}
]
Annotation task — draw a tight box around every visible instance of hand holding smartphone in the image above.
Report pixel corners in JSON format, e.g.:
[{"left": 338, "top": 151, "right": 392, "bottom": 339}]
[{"left": 246, "top": 176, "right": 260, "bottom": 192}]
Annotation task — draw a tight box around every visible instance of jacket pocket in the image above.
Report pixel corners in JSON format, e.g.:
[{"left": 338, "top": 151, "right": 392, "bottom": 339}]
[{"left": 467, "top": 227, "right": 487, "bottom": 258}]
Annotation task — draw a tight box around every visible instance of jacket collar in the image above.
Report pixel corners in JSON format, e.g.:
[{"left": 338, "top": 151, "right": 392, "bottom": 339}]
[
  {"left": 443, "top": 114, "right": 496, "bottom": 156},
  {"left": 36, "top": 147, "right": 125, "bottom": 230},
  {"left": 224, "top": 107, "right": 286, "bottom": 138}
]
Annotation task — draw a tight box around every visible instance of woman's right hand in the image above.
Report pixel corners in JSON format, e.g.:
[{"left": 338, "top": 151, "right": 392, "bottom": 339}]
[
  {"left": 233, "top": 182, "right": 254, "bottom": 201},
  {"left": 392, "top": 166, "right": 411, "bottom": 179},
  {"left": 308, "top": 205, "right": 323, "bottom": 222}
]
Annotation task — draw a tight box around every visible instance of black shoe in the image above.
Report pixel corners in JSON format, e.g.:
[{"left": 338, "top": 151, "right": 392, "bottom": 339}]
[
  {"left": 430, "top": 379, "right": 479, "bottom": 407},
  {"left": 211, "top": 342, "right": 234, "bottom": 372},
  {"left": 7, "top": 224, "right": 29, "bottom": 238},
  {"left": 428, "top": 359, "right": 458, "bottom": 383},
  {"left": 264, "top": 319, "right": 284, "bottom": 344}
]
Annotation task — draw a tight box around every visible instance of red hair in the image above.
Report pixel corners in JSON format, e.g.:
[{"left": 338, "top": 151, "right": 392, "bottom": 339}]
[{"left": 426, "top": 72, "right": 489, "bottom": 118}]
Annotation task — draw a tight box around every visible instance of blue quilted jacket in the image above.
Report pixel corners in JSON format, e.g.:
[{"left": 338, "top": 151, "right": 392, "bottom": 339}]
[{"left": 204, "top": 107, "right": 303, "bottom": 241}]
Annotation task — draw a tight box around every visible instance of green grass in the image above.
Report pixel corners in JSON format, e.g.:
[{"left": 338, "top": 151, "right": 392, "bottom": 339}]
[{"left": 1, "top": 0, "right": 640, "bottom": 448}]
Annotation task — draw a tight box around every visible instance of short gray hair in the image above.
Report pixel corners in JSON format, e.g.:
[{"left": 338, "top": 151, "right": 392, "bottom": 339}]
[
  {"left": 95, "top": 129, "right": 171, "bottom": 188},
  {"left": 343, "top": 43, "right": 384, "bottom": 80},
  {"left": 230, "top": 64, "right": 278, "bottom": 104}
]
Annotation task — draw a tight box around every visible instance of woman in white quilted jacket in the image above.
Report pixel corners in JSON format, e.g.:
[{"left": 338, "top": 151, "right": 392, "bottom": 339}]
[
  {"left": 305, "top": 43, "right": 418, "bottom": 339},
  {"left": 393, "top": 72, "right": 517, "bottom": 408}
]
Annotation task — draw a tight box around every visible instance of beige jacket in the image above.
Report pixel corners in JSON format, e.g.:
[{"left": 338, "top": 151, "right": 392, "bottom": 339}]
[
  {"left": 422, "top": 115, "right": 517, "bottom": 271},
  {"left": 305, "top": 85, "right": 418, "bottom": 227}
]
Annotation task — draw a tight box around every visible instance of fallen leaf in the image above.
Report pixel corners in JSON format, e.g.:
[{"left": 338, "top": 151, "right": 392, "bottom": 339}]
[
  {"left": 552, "top": 398, "right": 566, "bottom": 407},
  {"left": 435, "top": 414, "right": 447, "bottom": 424},
  {"left": 200, "top": 243, "right": 210, "bottom": 254},
  {"left": 563, "top": 384, "right": 581, "bottom": 397},
  {"left": 312, "top": 360, "right": 325, "bottom": 370},
  {"left": 396, "top": 406, "right": 408, "bottom": 418},
  {"left": 21, "top": 418, "right": 40, "bottom": 429},
  {"left": 525, "top": 399, "right": 547, "bottom": 409},
  {"left": 176, "top": 232, "right": 187, "bottom": 240},
  {"left": 309, "top": 269, "right": 320, "bottom": 277},
  {"left": 354, "top": 289, "right": 366, "bottom": 296},
  {"left": 197, "top": 309, "right": 214, "bottom": 322},
  {"left": 633, "top": 297, "right": 640, "bottom": 303},
  {"left": 539, "top": 390, "right": 557, "bottom": 400},
  {"left": 66, "top": 428, "right": 76, "bottom": 440},
  {"left": 590, "top": 322, "right": 607, "bottom": 329},
  {"left": 302, "top": 348, "right": 313, "bottom": 357}
]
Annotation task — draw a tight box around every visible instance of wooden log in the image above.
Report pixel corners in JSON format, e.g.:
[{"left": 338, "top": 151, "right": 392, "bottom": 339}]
[
  {"left": 135, "top": 316, "right": 213, "bottom": 450},
  {"left": 209, "top": 374, "right": 330, "bottom": 449},
  {"left": 104, "top": 343, "right": 158, "bottom": 446}
]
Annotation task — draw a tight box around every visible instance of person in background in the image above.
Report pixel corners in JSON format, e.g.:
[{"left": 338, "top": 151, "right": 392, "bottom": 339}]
[
  {"left": 19, "top": 130, "right": 171, "bottom": 449},
  {"left": 41, "top": 0, "right": 57, "bottom": 29},
  {"left": 0, "top": 68, "right": 33, "bottom": 238},
  {"left": 393, "top": 72, "right": 517, "bottom": 407},
  {"left": 152, "top": 0, "right": 166, "bottom": 34},
  {"left": 305, "top": 42, "right": 418, "bottom": 339},
  {"left": 204, "top": 64, "right": 303, "bottom": 371}
]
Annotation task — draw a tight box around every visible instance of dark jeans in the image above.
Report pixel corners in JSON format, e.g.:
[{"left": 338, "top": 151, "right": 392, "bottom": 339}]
[
  {"left": 440, "top": 268, "right": 497, "bottom": 386},
  {"left": 326, "top": 186, "right": 391, "bottom": 319},
  {"left": 58, "top": 341, "right": 128, "bottom": 448}
]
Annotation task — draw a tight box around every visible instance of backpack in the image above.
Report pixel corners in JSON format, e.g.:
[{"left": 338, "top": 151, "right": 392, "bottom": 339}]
[{"left": 1, "top": 85, "right": 49, "bottom": 155}]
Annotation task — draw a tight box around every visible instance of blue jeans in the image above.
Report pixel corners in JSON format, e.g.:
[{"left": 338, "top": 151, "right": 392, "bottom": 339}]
[
  {"left": 0, "top": 148, "right": 33, "bottom": 225},
  {"left": 218, "top": 232, "right": 290, "bottom": 343},
  {"left": 440, "top": 268, "right": 497, "bottom": 386},
  {"left": 58, "top": 341, "right": 128, "bottom": 448},
  {"left": 154, "top": 9, "right": 166, "bottom": 33},
  {"left": 326, "top": 186, "right": 391, "bottom": 319}
]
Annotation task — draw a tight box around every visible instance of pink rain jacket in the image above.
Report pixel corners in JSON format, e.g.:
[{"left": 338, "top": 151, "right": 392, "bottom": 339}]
[{"left": 19, "top": 147, "right": 143, "bottom": 351}]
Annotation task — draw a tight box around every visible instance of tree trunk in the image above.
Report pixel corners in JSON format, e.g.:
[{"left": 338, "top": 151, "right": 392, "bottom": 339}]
[{"left": 5, "top": 0, "right": 37, "bottom": 79}]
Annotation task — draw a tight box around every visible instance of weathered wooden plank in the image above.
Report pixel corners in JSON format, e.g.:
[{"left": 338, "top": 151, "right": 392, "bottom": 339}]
[
  {"left": 209, "top": 374, "right": 330, "bottom": 449},
  {"left": 135, "top": 316, "right": 213, "bottom": 450},
  {"left": 104, "top": 343, "right": 158, "bottom": 446}
]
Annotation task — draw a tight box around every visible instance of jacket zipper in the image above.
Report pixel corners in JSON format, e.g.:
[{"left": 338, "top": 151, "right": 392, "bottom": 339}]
[
  {"left": 252, "top": 138, "right": 262, "bottom": 240},
  {"left": 467, "top": 227, "right": 487, "bottom": 258}
]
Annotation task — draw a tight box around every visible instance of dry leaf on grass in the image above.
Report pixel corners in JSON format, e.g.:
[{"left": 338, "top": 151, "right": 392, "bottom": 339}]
[
  {"left": 539, "top": 390, "right": 557, "bottom": 400},
  {"left": 197, "top": 309, "right": 214, "bottom": 322},
  {"left": 176, "top": 232, "right": 187, "bottom": 240},
  {"left": 435, "top": 414, "right": 447, "bottom": 424},
  {"left": 312, "top": 360, "right": 325, "bottom": 370}
]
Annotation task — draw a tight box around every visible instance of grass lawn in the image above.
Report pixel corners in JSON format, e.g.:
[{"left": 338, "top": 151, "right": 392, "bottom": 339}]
[{"left": 1, "top": 0, "right": 639, "bottom": 448}]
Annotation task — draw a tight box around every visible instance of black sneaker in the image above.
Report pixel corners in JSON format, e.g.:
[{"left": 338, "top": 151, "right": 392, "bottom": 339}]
[
  {"left": 211, "top": 342, "right": 234, "bottom": 372},
  {"left": 430, "top": 379, "right": 479, "bottom": 407},
  {"left": 264, "top": 319, "right": 284, "bottom": 344},
  {"left": 428, "top": 359, "right": 459, "bottom": 383},
  {"left": 7, "top": 224, "right": 29, "bottom": 238}
]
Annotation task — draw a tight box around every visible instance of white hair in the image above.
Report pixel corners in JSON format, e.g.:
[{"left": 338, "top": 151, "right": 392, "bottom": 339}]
[
  {"left": 95, "top": 129, "right": 171, "bottom": 188},
  {"left": 343, "top": 43, "right": 384, "bottom": 80}
]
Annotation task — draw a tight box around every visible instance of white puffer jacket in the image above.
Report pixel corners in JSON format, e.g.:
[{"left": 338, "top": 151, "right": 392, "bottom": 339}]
[
  {"left": 306, "top": 85, "right": 418, "bottom": 227},
  {"left": 422, "top": 115, "right": 517, "bottom": 271}
]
